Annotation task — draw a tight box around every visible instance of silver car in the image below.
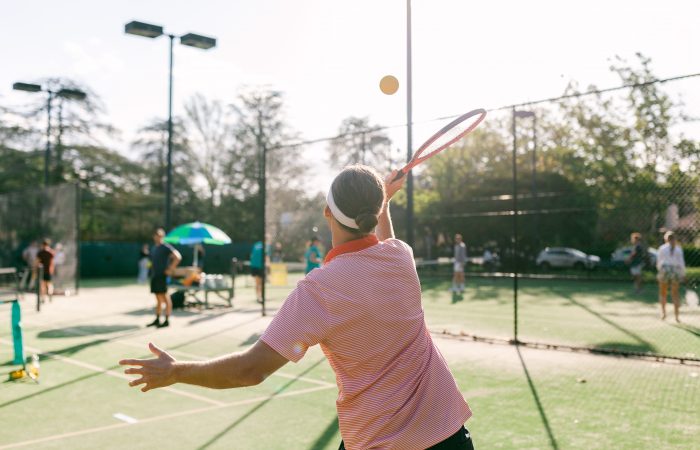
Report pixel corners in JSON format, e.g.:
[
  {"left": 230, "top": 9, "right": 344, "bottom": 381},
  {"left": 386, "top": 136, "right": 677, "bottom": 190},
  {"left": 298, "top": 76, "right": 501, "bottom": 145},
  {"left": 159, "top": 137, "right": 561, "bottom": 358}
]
[
  {"left": 536, "top": 247, "right": 600, "bottom": 270},
  {"left": 611, "top": 246, "right": 657, "bottom": 268}
]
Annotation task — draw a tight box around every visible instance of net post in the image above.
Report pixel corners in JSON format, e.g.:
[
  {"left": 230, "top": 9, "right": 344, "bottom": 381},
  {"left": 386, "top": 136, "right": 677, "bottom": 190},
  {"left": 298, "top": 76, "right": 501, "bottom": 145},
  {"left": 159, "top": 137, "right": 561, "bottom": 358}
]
[{"left": 11, "top": 300, "right": 25, "bottom": 366}]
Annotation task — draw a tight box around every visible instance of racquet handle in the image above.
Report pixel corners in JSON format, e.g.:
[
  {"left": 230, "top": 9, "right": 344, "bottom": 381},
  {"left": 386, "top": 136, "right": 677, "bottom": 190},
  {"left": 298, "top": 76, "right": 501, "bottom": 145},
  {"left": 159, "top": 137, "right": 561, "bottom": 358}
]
[{"left": 391, "top": 169, "right": 408, "bottom": 183}]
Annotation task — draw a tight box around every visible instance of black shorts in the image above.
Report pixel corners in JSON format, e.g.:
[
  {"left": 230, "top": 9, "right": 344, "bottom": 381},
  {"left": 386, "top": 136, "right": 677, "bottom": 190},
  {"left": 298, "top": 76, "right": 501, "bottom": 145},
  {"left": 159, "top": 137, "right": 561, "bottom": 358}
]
[
  {"left": 42, "top": 272, "right": 52, "bottom": 282},
  {"left": 150, "top": 274, "right": 168, "bottom": 294},
  {"left": 251, "top": 267, "right": 264, "bottom": 278},
  {"left": 339, "top": 426, "right": 473, "bottom": 450}
]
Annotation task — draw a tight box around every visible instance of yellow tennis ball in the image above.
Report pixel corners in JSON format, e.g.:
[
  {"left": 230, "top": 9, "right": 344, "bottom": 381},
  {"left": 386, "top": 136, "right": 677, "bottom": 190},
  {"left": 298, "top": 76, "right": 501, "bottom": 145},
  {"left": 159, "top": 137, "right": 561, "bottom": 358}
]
[{"left": 379, "top": 75, "right": 399, "bottom": 95}]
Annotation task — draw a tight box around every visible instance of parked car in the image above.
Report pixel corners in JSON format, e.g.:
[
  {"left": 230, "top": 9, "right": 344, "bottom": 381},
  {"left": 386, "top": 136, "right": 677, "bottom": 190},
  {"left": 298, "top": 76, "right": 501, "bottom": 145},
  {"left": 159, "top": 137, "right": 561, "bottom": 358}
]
[
  {"left": 610, "top": 246, "right": 657, "bottom": 268},
  {"left": 536, "top": 247, "right": 601, "bottom": 270}
]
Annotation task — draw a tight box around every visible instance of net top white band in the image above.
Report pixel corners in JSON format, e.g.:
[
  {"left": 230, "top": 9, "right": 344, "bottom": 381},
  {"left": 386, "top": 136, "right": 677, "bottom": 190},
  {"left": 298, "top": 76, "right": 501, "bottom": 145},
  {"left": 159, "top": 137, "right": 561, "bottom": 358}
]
[{"left": 326, "top": 188, "right": 359, "bottom": 229}]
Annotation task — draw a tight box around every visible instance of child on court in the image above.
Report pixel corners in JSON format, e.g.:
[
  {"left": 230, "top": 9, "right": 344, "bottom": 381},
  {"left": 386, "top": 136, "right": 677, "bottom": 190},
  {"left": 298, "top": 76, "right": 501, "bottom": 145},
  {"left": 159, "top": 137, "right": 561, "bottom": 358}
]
[
  {"left": 452, "top": 234, "right": 467, "bottom": 293},
  {"left": 121, "top": 165, "right": 475, "bottom": 450}
]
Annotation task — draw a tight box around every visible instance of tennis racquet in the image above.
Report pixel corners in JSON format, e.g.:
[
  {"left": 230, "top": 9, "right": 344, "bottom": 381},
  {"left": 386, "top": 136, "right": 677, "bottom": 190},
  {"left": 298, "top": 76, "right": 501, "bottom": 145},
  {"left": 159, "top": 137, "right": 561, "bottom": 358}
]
[{"left": 393, "top": 108, "right": 487, "bottom": 181}]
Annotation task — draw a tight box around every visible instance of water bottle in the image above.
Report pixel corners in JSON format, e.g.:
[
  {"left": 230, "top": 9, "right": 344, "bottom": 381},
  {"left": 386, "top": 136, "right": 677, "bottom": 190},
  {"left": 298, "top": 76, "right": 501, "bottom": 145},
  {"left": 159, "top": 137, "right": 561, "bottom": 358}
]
[{"left": 30, "top": 353, "right": 40, "bottom": 378}]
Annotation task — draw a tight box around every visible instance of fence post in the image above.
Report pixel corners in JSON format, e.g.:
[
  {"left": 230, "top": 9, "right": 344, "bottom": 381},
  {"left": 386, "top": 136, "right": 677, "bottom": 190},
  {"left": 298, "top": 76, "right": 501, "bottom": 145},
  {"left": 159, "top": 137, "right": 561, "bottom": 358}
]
[{"left": 512, "top": 107, "right": 520, "bottom": 344}]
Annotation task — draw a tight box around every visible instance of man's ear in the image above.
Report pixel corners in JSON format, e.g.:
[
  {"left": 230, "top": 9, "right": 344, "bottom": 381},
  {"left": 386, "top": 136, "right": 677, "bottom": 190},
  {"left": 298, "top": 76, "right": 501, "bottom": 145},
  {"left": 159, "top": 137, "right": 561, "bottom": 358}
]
[{"left": 323, "top": 205, "right": 331, "bottom": 218}]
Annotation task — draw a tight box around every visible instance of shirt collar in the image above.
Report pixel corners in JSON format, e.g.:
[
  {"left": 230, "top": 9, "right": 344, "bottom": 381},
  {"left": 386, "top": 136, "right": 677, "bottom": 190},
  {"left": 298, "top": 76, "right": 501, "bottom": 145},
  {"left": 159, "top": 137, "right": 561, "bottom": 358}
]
[{"left": 324, "top": 234, "right": 379, "bottom": 264}]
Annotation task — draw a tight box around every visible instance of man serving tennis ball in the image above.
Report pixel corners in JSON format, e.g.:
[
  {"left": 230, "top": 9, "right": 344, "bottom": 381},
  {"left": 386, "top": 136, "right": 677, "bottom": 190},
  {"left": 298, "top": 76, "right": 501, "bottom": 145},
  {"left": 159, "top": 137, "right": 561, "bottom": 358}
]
[{"left": 121, "top": 165, "right": 474, "bottom": 450}]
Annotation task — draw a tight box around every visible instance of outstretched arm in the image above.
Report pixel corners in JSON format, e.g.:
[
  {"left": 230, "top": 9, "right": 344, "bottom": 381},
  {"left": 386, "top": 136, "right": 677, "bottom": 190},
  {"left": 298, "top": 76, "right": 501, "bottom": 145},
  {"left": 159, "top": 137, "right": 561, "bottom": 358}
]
[
  {"left": 120, "top": 339, "right": 289, "bottom": 392},
  {"left": 376, "top": 170, "right": 406, "bottom": 241}
]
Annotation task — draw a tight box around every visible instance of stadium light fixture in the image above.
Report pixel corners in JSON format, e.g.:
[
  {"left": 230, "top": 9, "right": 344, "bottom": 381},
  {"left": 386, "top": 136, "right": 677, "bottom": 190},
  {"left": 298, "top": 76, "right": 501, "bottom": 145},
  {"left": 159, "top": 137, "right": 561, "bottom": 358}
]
[
  {"left": 124, "top": 20, "right": 217, "bottom": 231},
  {"left": 57, "top": 88, "right": 87, "bottom": 100},
  {"left": 124, "top": 21, "right": 163, "bottom": 39},
  {"left": 12, "top": 81, "right": 87, "bottom": 186},
  {"left": 13, "top": 82, "right": 42, "bottom": 93},
  {"left": 180, "top": 33, "right": 216, "bottom": 50}
]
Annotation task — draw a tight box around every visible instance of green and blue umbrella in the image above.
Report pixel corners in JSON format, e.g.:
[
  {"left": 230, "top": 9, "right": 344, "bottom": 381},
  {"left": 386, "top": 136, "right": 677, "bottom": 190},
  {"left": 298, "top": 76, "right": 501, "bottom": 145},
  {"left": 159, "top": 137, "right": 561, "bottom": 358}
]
[
  {"left": 165, "top": 222, "right": 231, "bottom": 245},
  {"left": 165, "top": 222, "right": 232, "bottom": 267}
]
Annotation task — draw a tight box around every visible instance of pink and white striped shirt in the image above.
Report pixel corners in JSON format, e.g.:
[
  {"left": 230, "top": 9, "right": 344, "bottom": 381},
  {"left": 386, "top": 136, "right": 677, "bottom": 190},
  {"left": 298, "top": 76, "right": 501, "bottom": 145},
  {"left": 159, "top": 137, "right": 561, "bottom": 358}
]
[{"left": 261, "top": 236, "right": 472, "bottom": 450}]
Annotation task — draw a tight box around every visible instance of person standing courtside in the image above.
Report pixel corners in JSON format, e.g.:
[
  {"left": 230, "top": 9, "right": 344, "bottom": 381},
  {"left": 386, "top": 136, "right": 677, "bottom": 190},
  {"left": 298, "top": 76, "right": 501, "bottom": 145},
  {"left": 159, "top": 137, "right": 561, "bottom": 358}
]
[
  {"left": 148, "top": 229, "right": 182, "bottom": 328},
  {"left": 36, "top": 239, "right": 55, "bottom": 303},
  {"left": 250, "top": 236, "right": 270, "bottom": 304},
  {"left": 304, "top": 236, "right": 322, "bottom": 274},
  {"left": 625, "top": 232, "right": 647, "bottom": 294},
  {"left": 656, "top": 231, "right": 686, "bottom": 322},
  {"left": 452, "top": 234, "right": 467, "bottom": 294}
]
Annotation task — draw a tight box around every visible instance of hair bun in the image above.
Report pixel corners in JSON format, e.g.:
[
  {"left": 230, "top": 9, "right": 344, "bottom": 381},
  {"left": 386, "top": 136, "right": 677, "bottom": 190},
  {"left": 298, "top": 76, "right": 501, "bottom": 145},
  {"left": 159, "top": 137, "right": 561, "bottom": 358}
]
[{"left": 355, "top": 212, "right": 379, "bottom": 233}]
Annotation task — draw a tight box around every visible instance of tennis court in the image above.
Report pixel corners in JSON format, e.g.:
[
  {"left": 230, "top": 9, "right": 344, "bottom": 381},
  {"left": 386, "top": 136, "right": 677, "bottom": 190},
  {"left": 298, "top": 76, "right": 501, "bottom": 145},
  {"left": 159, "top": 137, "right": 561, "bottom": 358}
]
[{"left": 1, "top": 276, "right": 697, "bottom": 449}]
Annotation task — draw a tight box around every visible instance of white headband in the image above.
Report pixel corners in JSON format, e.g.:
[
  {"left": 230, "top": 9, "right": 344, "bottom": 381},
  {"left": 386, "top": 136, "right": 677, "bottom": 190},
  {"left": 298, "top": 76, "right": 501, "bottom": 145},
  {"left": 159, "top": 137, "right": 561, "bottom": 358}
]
[{"left": 326, "top": 188, "right": 359, "bottom": 229}]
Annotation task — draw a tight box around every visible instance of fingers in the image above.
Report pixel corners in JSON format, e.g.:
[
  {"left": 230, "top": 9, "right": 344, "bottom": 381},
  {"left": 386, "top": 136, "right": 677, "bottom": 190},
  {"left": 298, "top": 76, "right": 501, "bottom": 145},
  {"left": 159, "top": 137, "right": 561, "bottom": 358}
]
[
  {"left": 119, "top": 358, "right": 150, "bottom": 366},
  {"left": 149, "top": 342, "right": 163, "bottom": 357},
  {"left": 129, "top": 377, "right": 146, "bottom": 387},
  {"left": 124, "top": 368, "right": 143, "bottom": 375}
]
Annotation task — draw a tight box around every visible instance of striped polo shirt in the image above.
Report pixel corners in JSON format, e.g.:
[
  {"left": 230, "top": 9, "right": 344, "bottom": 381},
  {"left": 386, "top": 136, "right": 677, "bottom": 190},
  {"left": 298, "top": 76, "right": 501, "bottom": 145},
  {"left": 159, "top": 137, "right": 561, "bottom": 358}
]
[{"left": 261, "top": 235, "right": 472, "bottom": 450}]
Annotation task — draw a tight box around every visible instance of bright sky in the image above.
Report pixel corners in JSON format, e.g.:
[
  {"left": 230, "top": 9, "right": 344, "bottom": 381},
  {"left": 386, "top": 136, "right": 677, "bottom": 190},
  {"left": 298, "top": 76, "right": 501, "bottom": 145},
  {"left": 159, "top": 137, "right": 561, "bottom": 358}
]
[{"left": 2, "top": 0, "right": 699, "bottom": 187}]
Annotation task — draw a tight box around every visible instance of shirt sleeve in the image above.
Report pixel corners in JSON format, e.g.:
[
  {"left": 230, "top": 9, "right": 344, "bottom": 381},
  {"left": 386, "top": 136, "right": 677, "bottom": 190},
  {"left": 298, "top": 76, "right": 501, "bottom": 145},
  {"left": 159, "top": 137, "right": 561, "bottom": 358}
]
[{"left": 260, "top": 279, "right": 330, "bottom": 363}]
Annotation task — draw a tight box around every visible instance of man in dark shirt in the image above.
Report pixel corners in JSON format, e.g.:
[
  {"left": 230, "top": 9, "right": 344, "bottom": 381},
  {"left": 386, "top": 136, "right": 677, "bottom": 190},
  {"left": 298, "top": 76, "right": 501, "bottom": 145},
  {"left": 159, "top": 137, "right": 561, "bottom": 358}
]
[
  {"left": 148, "top": 228, "right": 182, "bottom": 328},
  {"left": 36, "top": 239, "right": 55, "bottom": 303}
]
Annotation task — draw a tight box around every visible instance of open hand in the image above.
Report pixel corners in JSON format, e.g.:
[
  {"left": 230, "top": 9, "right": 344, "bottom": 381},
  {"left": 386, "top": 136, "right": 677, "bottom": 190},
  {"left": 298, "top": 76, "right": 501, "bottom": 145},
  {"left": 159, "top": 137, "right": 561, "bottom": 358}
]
[
  {"left": 119, "top": 343, "right": 177, "bottom": 392},
  {"left": 385, "top": 170, "right": 406, "bottom": 202}
]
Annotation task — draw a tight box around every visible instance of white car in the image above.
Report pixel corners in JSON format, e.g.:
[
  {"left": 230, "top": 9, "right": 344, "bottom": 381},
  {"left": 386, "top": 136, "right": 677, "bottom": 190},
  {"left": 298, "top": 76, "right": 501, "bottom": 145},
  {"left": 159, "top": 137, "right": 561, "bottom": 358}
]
[
  {"left": 536, "top": 247, "right": 601, "bottom": 270},
  {"left": 611, "top": 246, "right": 657, "bottom": 268}
]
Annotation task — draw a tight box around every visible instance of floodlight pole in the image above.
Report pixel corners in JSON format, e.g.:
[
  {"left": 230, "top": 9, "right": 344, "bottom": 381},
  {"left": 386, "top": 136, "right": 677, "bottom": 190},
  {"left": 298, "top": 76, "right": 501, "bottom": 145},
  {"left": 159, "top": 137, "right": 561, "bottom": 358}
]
[
  {"left": 512, "top": 108, "right": 519, "bottom": 344},
  {"left": 166, "top": 34, "right": 175, "bottom": 231},
  {"left": 257, "top": 111, "right": 267, "bottom": 315},
  {"left": 125, "top": 21, "right": 216, "bottom": 231},
  {"left": 45, "top": 92, "right": 53, "bottom": 187},
  {"left": 406, "top": 0, "right": 414, "bottom": 247}
]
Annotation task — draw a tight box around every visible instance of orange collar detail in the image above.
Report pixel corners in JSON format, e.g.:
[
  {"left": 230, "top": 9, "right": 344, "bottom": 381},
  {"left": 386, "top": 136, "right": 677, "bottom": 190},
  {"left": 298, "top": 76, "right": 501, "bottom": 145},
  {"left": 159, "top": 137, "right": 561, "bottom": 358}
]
[{"left": 324, "top": 234, "right": 379, "bottom": 264}]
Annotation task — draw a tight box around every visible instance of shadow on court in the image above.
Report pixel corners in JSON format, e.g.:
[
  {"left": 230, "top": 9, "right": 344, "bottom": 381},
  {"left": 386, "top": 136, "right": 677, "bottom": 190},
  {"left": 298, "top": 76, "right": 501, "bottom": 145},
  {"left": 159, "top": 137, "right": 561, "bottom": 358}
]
[
  {"left": 672, "top": 322, "right": 700, "bottom": 338},
  {"left": 516, "top": 346, "right": 559, "bottom": 450},
  {"left": 0, "top": 356, "right": 121, "bottom": 408},
  {"left": 168, "top": 316, "right": 261, "bottom": 352},
  {"left": 38, "top": 324, "right": 139, "bottom": 338},
  {"left": 592, "top": 341, "right": 655, "bottom": 354},
  {"left": 196, "top": 357, "right": 328, "bottom": 450},
  {"left": 309, "top": 415, "right": 340, "bottom": 450},
  {"left": 552, "top": 288, "right": 657, "bottom": 352}
]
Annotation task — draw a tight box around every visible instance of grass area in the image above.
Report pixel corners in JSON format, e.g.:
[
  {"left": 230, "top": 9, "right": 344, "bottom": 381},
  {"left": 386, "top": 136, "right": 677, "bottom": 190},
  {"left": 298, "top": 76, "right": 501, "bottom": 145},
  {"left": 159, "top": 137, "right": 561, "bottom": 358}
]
[
  {"left": 0, "top": 277, "right": 698, "bottom": 449},
  {"left": 419, "top": 276, "right": 700, "bottom": 359}
]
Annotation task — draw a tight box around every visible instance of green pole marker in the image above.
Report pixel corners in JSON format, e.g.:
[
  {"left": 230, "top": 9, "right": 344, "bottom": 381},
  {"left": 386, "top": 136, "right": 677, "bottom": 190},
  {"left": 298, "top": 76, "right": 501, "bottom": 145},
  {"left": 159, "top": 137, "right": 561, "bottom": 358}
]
[{"left": 11, "top": 300, "right": 25, "bottom": 365}]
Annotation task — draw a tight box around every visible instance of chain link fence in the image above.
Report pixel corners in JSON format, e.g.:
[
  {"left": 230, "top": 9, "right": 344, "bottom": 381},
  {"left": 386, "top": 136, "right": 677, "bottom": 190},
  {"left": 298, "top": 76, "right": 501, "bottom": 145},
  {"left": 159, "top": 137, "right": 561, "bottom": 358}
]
[{"left": 0, "top": 183, "right": 79, "bottom": 295}]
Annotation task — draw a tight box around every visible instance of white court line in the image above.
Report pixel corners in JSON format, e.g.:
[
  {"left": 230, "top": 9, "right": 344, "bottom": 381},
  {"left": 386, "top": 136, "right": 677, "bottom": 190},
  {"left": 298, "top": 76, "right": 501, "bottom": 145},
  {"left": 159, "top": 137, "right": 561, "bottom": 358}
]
[
  {"left": 0, "top": 385, "right": 334, "bottom": 449},
  {"left": 0, "top": 339, "right": 225, "bottom": 407},
  {"left": 117, "top": 341, "right": 336, "bottom": 388},
  {"left": 112, "top": 413, "right": 138, "bottom": 424},
  {"left": 13, "top": 322, "right": 334, "bottom": 388}
]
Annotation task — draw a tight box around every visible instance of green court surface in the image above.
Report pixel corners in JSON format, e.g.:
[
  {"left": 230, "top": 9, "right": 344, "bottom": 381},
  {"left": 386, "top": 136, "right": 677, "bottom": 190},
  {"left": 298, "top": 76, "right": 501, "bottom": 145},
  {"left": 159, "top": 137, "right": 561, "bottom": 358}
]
[{"left": 1, "top": 276, "right": 698, "bottom": 449}]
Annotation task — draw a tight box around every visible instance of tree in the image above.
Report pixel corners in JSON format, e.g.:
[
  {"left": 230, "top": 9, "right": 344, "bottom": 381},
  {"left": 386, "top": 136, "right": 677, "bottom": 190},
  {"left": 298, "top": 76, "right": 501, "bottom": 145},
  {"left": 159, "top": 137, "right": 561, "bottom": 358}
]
[
  {"left": 229, "top": 89, "right": 309, "bottom": 238},
  {"left": 327, "top": 117, "right": 392, "bottom": 169},
  {"left": 184, "top": 94, "right": 237, "bottom": 206}
]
